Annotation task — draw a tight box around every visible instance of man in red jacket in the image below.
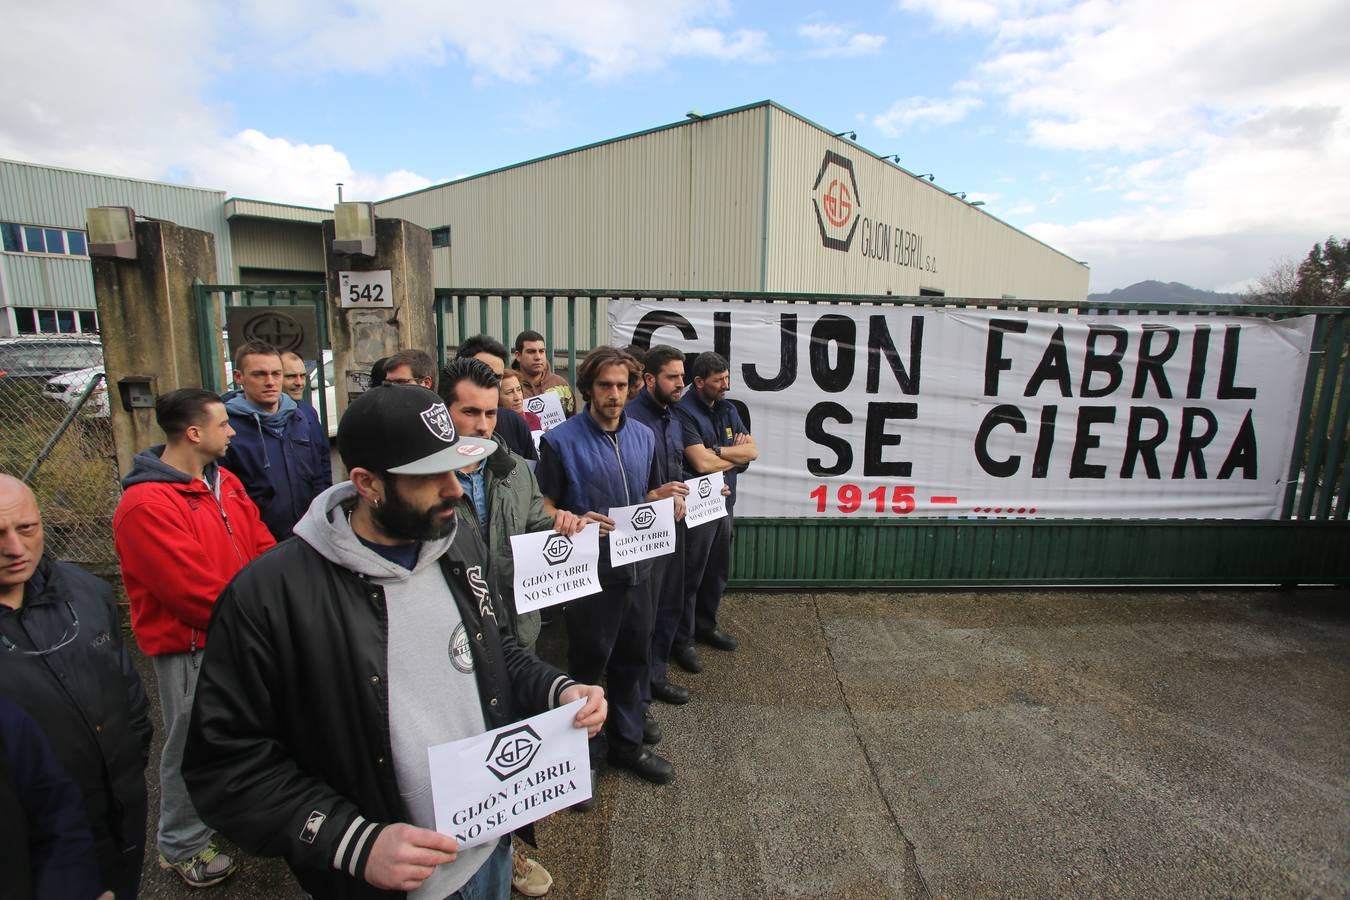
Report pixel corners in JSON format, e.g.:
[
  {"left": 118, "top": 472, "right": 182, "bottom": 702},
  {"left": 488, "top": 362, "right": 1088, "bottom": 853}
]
[{"left": 113, "top": 388, "right": 275, "bottom": 888}]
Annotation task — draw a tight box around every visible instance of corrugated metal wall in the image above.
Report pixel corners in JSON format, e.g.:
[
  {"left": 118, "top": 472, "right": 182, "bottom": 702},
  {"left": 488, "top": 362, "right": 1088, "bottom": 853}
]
[
  {"left": 2, "top": 255, "right": 95, "bottom": 309},
  {"left": 764, "top": 109, "right": 1088, "bottom": 299},
  {"left": 376, "top": 107, "right": 767, "bottom": 292},
  {"left": 229, "top": 218, "right": 325, "bottom": 276},
  {"left": 0, "top": 160, "right": 233, "bottom": 274}
]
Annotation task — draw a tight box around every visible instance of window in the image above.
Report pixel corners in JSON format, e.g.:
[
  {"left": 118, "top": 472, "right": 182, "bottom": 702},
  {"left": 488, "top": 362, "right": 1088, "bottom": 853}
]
[
  {"left": 0, "top": 222, "right": 89, "bottom": 256},
  {"left": 14, "top": 308, "right": 37, "bottom": 334},
  {"left": 78, "top": 310, "right": 98, "bottom": 333},
  {"left": 431, "top": 226, "right": 451, "bottom": 248},
  {"left": 56, "top": 310, "right": 76, "bottom": 333},
  {"left": 919, "top": 287, "right": 945, "bottom": 297}
]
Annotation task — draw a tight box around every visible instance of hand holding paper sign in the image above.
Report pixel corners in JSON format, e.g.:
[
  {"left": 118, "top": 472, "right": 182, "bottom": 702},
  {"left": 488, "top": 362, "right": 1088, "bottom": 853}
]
[
  {"left": 581, "top": 510, "right": 616, "bottom": 535},
  {"left": 364, "top": 823, "right": 459, "bottom": 892},
  {"left": 559, "top": 683, "right": 607, "bottom": 737}
]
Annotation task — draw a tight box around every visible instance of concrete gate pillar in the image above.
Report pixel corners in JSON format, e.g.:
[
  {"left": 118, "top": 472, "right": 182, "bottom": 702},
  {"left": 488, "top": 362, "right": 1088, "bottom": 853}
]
[
  {"left": 321, "top": 216, "right": 436, "bottom": 413},
  {"left": 88, "top": 218, "right": 220, "bottom": 478}
]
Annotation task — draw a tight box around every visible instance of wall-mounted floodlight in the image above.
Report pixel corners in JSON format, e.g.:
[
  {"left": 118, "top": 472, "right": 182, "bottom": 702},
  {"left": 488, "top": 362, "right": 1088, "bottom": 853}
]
[
  {"left": 879, "top": 154, "right": 901, "bottom": 163},
  {"left": 950, "top": 191, "right": 967, "bottom": 200},
  {"left": 915, "top": 173, "right": 935, "bottom": 181},
  {"left": 333, "top": 201, "right": 376, "bottom": 257},
  {"left": 686, "top": 110, "right": 704, "bottom": 120},
  {"left": 969, "top": 200, "right": 986, "bottom": 207},
  {"left": 834, "top": 130, "right": 857, "bottom": 140},
  {"left": 86, "top": 206, "right": 137, "bottom": 260}
]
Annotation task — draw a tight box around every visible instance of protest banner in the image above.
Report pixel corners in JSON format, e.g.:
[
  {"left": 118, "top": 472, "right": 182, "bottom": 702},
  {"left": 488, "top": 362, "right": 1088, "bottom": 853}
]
[
  {"left": 608, "top": 497, "right": 677, "bottom": 566},
  {"left": 429, "top": 700, "right": 591, "bottom": 848},
  {"left": 522, "top": 391, "right": 566, "bottom": 431},
  {"left": 683, "top": 471, "right": 728, "bottom": 527},
  {"left": 612, "top": 301, "right": 1316, "bottom": 520},
  {"left": 510, "top": 526, "right": 601, "bottom": 613}
]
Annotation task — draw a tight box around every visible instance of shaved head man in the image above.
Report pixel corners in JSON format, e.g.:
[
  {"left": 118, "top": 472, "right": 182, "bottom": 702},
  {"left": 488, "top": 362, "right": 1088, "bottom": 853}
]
[{"left": 1, "top": 474, "right": 154, "bottom": 898}]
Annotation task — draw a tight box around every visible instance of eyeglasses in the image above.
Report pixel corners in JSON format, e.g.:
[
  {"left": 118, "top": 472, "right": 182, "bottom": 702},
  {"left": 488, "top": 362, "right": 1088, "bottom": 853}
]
[{"left": 1, "top": 600, "right": 80, "bottom": 656}]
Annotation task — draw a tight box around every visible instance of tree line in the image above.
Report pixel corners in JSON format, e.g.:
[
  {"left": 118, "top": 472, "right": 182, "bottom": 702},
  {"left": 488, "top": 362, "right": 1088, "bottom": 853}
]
[{"left": 1246, "top": 236, "right": 1349, "bottom": 306}]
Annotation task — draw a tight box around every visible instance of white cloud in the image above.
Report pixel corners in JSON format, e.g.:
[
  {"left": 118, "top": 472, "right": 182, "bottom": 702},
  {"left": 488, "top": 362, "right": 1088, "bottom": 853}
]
[
  {"left": 895, "top": 0, "right": 1350, "bottom": 291},
  {"left": 0, "top": 0, "right": 768, "bottom": 205},
  {"left": 872, "top": 96, "right": 984, "bottom": 136},
  {"left": 798, "top": 24, "right": 887, "bottom": 57}
]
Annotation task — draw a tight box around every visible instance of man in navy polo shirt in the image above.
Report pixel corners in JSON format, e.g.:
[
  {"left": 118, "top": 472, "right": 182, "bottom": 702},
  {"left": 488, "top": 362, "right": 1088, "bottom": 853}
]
[
  {"left": 625, "top": 345, "right": 691, "bottom": 739},
  {"left": 673, "top": 351, "right": 758, "bottom": 670},
  {"left": 536, "top": 346, "right": 679, "bottom": 788}
]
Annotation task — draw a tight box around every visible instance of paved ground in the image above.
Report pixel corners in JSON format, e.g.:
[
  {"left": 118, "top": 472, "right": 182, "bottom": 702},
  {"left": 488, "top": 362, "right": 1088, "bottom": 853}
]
[{"left": 134, "top": 587, "right": 1350, "bottom": 898}]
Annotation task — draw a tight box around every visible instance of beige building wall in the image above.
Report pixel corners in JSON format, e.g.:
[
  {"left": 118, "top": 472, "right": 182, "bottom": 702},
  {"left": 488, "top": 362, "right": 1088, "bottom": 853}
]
[
  {"left": 229, "top": 217, "right": 325, "bottom": 277},
  {"left": 764, "top": 108, "right": 1087, "bottom": 300},
  {"left": 376, "top": 106, "right": 768, "bottom": 292}
]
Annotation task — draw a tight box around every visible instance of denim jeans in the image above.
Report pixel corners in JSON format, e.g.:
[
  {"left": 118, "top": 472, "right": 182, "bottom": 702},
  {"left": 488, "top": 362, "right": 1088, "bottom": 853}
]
[{"left": 450, "top": 838, "right": 511, "bottom": 900}]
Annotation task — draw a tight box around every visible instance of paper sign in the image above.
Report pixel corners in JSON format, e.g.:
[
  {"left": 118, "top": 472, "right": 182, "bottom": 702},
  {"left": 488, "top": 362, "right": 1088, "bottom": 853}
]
[
  {"left": 429, "top": 700, "right": 591, "bottom": 848},
  {"left": 522, "top": 392, "right": 566, "bottom": 430},
  {"left": 510, "top": 525, "right": 602, "bottom": 613},
  {"left": 683, "top": 471, "right": 728, "bottom": 527},
  {"left": 608, "top": 497, "right": 677, "bottom": 567},
  {"left": 531, "top": 430, "right": 544, "bottom": 451}
]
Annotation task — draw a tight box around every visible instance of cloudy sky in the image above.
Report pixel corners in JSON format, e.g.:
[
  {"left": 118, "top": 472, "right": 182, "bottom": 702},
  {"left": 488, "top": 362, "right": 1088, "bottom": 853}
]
[{"left": 3, "top": 0, "right": 1346, "bottom": 293}]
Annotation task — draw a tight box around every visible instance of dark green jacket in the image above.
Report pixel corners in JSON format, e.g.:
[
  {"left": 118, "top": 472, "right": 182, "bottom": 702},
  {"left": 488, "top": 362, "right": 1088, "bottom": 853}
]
[{"left": 456, "top": 438, "right": 554, "bottom": 650}]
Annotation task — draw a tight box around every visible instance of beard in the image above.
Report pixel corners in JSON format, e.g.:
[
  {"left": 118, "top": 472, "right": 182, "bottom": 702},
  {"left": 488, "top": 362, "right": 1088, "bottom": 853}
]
[{"left": 372, "top": 483, "right": 457, "bottom": 542}]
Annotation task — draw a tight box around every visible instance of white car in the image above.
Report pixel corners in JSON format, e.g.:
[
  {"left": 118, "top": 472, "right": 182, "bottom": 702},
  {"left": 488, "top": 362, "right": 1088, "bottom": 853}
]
[{"left": 44, "top": 350, "right": 338, "bottom": 437}]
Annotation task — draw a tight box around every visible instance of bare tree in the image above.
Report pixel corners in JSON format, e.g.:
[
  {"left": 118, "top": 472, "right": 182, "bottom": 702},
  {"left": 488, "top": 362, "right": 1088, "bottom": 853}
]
[{"left": 1244, "top": 257, "right": 1300, "bottom": 304}]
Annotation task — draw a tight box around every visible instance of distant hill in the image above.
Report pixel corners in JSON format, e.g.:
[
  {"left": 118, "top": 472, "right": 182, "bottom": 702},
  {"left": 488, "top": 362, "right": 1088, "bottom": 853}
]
[{"left": 1088, "top": 280, "right": 1243, "bottom": 304}]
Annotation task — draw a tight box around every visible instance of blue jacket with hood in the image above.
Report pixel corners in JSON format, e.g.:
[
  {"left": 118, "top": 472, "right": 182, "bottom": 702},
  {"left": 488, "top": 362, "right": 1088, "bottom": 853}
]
[{"left": 221, "top": 389, "right": 332, "bottom": 540}]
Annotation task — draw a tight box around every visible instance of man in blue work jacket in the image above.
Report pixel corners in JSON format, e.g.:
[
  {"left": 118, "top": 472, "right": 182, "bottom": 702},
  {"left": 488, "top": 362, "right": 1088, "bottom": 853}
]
[
  {"left": 673, "top": 351, "right": 758, "bottom": 671},
  {"left": 537, "top": 346, "right": 680, "bottom": 788},
  {"left": 626, "top": 346, "right": 692, "bottom": 731}
]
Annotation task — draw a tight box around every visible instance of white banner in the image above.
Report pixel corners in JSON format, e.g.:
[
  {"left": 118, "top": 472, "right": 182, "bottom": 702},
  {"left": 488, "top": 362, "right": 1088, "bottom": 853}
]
[
  {"left": 522, "top": 392, "right": 566, "bottom": 430},
  {"left": 608, "top": 497, "right": 677, "bottom": 566},
  {"left": 429, "top": 700, "right": 591, "bottom": 848},
  {"left": 510, "top": 526, "right": 601, "bottom": 612},
  {"left": 683, "top": 472, "right": 729, "bottom": 527},
  {"left": 611, "top": 301, "right": 1316, "bottom": 520}
]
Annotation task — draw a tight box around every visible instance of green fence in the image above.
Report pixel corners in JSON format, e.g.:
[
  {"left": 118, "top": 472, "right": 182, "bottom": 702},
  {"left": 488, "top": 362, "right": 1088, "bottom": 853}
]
[
  {"left": 437, "top": 290, "right": 1350, "bottom": 588},
  {"left": 192, "top": 282, "right": 333, "bottom": 434}
]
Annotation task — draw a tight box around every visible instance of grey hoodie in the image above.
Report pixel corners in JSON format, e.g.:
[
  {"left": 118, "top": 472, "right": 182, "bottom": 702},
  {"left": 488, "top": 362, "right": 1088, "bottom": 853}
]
[{"left": 293, "top": 483, "right": 494, "bottom": 897}]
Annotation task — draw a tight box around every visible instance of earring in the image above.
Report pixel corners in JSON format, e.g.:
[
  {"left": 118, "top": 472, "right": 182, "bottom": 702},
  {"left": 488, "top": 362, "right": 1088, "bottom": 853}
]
[{"left": 373, "top": 497, "right": 382, "bottom": 509}]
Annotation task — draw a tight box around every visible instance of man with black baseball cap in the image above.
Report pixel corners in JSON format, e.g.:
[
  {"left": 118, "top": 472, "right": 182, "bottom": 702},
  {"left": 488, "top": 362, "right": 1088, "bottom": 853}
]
[{"left": 184, "top": 385, "right": 607, "bottom": 900}]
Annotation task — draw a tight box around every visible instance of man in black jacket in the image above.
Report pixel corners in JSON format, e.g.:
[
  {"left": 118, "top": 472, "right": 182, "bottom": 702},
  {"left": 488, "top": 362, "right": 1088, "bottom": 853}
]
[
  {"left": 0, "top": 473, "right": 153, "bottom": 899},
  {"left": 184, "top": 385, "right": 607, "bottom": 900}
]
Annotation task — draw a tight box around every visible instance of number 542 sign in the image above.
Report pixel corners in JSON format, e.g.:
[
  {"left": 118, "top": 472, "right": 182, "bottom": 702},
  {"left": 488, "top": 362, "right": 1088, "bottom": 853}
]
[{"left": 338, "top": 270, "right": 393, "bottom": 308}]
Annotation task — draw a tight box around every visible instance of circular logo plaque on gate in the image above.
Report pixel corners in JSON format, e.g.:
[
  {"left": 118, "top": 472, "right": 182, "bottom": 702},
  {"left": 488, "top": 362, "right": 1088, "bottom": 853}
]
[{"left": 242, "top": 312, "right": 305, "bottom": 352}]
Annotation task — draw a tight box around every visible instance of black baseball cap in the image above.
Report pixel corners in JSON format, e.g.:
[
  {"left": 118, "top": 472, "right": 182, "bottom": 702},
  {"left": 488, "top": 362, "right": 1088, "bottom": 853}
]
[{"left": 338, "top": 384, "right": 496, "bottom": 475}]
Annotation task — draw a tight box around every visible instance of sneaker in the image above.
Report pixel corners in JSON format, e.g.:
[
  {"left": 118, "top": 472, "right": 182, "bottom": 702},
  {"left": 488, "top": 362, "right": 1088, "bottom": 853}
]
[
  {"left": 511, "top": 848, "right": 553, "bottom": 897},
  {"left": 159, "top": 842, "right": 238, "bottom": 888}
]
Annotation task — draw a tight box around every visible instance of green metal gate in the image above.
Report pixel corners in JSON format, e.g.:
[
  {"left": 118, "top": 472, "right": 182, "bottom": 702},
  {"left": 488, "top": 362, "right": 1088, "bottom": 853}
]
[
  {"left": 192, "top": 281, "right": 333, "bottom": 434},
  {"left": 436, "top": 290, "right": 1350, "bottom": 588}
]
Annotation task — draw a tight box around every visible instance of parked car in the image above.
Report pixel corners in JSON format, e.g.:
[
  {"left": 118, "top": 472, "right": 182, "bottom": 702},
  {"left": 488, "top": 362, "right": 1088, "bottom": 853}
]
[
  {"left": 0, "top": 337, "right": 103, "bottom": 381},
  {"left": 44, "top": 349, "right": 337, "bottom": 437}
]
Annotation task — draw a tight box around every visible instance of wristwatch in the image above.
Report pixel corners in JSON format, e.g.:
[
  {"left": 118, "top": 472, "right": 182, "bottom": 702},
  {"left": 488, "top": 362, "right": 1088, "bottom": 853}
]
[{"left": 712, "top": 445, "right": 722, "bottom": 458}]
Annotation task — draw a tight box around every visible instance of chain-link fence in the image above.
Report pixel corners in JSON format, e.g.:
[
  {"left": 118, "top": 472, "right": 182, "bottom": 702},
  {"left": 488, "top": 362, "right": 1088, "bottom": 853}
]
[{"left": 0, "top": 336, "right": 121, "bottom": 572}]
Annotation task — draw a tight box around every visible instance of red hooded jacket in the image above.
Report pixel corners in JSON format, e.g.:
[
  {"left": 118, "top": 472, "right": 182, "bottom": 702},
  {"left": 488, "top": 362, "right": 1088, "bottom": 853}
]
[{"left": 113, "top": 448, "right": 275, "bottom": 656}]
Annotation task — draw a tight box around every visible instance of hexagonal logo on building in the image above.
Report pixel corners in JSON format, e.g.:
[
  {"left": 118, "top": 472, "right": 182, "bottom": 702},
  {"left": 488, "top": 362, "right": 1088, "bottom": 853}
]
[
  {"left": 811, "top": 151, "right": 861, "bottom": 252},
  {"left": 542, "top": 533, "right": 573, "bottom": 566},
  {"left": 697, "top": 477, "right": 713, "bottom": 499},
  {"left": 485, "top": 724, "right": 542, "bottom": 780},
  {"left": 631, "top": 504, "right": 657, "bottom": 530}
]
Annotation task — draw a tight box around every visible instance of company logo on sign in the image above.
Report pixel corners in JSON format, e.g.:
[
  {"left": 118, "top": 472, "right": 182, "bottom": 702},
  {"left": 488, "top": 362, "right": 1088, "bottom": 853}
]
[
  {"left": 697, "top": 477, "right": 713, "bottom": 499},
  {"left": 524, "top": 396, "right": 546, "bottom": 415},
  {"left": 811, "top": 151, "right": 862, "bottom": 252},
  {"left": 542, "top": 533, "right": 574, "bottom": 565},
  {"left": 631, "top": 504, "right": 657, "bottom": 530},
  {"left": 485, "top": 725, "right": 542, "bottom": 780}
]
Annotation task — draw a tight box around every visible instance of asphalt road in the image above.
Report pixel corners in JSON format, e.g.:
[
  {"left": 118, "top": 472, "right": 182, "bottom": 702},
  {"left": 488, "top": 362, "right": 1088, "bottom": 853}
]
[{"left": 132, "top": 586, "right": 1350, "bottom": 898}]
